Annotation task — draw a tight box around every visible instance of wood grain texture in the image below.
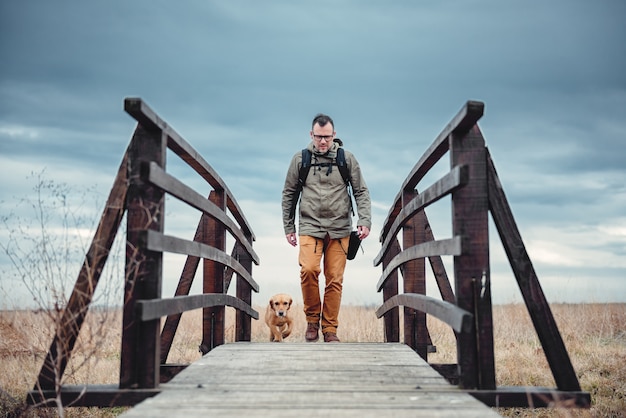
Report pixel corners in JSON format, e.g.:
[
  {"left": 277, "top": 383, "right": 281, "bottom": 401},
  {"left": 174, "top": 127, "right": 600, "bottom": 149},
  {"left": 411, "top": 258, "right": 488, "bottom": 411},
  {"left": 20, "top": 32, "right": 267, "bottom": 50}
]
[{"left": 120, "top": 343, "right": 501, "bottom": 417}]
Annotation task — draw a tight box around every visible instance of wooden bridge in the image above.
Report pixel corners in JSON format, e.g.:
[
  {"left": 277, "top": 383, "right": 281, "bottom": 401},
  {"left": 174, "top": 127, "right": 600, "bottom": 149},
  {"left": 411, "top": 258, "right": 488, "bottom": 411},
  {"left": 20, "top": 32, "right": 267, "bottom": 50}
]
[{"left": 26, "top": 98, "right": 590, "bottom": 415}]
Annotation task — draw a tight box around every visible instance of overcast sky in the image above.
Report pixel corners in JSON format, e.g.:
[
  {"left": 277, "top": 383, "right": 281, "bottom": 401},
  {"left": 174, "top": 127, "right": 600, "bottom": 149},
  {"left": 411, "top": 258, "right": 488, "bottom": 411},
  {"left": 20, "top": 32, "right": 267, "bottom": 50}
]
[{"left": 1, "top": 1, "right": 625, "bottom": 310}]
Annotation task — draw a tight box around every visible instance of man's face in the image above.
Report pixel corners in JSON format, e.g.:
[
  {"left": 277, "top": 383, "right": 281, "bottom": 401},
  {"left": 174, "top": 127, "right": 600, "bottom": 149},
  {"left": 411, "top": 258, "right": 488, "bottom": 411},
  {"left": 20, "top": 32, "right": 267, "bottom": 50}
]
[{"left": 310, "top": 122, "right": 335, "bottom": 153}]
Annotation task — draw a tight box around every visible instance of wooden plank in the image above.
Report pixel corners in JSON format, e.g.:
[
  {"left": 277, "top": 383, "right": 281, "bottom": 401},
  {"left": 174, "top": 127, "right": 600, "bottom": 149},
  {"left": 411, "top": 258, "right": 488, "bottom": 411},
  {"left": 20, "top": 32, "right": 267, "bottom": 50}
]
[
  {"left": 136, "top": 293, "right": 259, "bottom": 321},
  {"left": 145, "top": 162, "right": 259, "bottom": 264},
  {"left": 486, "top": 150, "right": 581, "bottom": 391},
  {"left": 376, "top": 237, "right": 463, "bottom": 292},
  {"left": 375, "top": 294, "right": 473, "bottom": 334},
  {"left": 140, "top": 229, "right": 259, "bottom": 292},
  {"left": 375, "top": 165, "right": 468, "bottom": 266},
  {"left": 119, "top": 343, "right": 501, "bottom": 417}
]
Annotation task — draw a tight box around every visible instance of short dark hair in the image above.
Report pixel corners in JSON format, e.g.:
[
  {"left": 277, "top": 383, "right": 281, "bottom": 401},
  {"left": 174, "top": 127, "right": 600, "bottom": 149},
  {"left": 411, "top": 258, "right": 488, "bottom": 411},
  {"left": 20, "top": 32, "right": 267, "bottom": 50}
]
[{"left": 312, "top": 113, "right": 334, "bottom": 130}]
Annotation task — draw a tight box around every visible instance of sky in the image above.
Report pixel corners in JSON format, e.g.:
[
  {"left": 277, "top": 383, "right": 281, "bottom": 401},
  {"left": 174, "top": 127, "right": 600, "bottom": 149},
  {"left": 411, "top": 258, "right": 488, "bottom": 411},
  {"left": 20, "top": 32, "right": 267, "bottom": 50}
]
[{"left": 1, "top": 1, "right": 625, "bottom": 311}]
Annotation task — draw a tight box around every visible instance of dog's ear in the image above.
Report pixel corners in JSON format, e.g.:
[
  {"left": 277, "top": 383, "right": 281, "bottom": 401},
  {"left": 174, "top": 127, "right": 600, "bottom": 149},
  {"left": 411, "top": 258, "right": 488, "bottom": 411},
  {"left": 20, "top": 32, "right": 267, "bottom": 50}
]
[
  {"left": 269, "top": 298, "right": 274, "bottom": 310},
  {"left": 288, "top": 298, "right": 293, "bottom": 307}
]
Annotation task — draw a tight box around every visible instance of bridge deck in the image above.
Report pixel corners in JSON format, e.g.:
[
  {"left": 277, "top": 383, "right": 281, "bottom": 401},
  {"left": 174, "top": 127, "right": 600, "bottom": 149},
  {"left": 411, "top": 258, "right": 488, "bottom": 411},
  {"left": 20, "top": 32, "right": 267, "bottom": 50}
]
[{"left": 120, "top": 342, "right": 500, "bottom": 417}]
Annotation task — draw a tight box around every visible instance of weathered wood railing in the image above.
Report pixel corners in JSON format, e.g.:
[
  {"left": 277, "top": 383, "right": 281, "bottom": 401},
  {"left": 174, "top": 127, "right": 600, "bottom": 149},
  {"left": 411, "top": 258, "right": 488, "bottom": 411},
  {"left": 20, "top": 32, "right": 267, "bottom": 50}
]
[
  {"left": 374, "top": 100, "right": 590, "bottom": 408},
  {"left": 27, "top": 98, "right": 260, "bottom": 407}
]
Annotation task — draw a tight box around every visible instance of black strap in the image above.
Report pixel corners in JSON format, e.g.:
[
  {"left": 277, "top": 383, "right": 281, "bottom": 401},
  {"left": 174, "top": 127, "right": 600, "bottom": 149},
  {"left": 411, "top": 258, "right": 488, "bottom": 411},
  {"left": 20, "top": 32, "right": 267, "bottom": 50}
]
[
  {"left": 288, "top": 149, "right": 311, "bottom": 220},
  {"left": 289, "top": 146, "right": 353, "bottom": 220}
]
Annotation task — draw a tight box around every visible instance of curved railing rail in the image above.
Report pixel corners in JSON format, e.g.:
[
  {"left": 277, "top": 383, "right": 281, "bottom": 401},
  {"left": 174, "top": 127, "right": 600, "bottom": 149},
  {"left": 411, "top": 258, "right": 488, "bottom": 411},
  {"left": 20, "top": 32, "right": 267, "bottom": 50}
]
[{"left": 28, "top": 98, "right": 260, "bottom": 407}]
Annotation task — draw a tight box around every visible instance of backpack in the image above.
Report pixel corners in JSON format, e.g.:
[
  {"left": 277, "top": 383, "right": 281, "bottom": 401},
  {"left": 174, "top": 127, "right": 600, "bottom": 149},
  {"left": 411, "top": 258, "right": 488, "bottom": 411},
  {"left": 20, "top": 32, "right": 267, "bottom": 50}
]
[{"left": 289, "top": 139, "right": 354, "bottom": 220}]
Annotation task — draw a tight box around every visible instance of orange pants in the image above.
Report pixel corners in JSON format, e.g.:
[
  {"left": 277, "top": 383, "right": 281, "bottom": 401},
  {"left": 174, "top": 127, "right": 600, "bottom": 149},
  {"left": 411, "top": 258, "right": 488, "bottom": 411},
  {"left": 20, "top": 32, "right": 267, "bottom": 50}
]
[{"left": 298, "top": 234, "right": 350, "bottom": 334}]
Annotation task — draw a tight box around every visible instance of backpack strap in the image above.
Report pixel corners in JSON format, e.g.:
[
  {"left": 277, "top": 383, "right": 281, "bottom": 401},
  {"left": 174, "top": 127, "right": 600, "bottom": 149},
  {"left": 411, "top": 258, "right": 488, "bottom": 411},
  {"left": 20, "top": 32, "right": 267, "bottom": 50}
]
[
  {"left": 299, "top": 148, "right": 313, "bottom": 187},
  {"left": 336, "top": 147, "right": 355, "bottom": 216},
  {"left": 289, "top": 145, "right": 354, "bottom": 220},
  {"left": 336, "top": 147, "right": 350, "bottom": 186},
  {"left": 288, "top": 149, "right": 312, "bottom": 220}
]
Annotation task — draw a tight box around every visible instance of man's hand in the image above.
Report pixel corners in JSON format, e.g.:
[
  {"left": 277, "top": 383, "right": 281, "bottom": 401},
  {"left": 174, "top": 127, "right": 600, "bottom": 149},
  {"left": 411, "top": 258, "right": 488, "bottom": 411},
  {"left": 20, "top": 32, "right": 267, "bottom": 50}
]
[
  {"left": 286, "top": 233, "right": 298, "bottom": 247},
  {"left": 357, "top": 226, "right": 370, "bottom": 240}
]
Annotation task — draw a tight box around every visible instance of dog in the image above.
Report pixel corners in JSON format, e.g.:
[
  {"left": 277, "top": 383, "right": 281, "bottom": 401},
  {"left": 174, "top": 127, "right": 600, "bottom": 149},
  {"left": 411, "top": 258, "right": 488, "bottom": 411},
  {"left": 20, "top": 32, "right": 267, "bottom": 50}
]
[{"left": 265, "top": 293, "right": 293, "bottom": 342}]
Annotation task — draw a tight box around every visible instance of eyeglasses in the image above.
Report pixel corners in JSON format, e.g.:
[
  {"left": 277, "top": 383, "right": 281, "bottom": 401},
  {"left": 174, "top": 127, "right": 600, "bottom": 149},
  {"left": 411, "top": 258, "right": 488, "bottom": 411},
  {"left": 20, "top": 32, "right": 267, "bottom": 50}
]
[{"left": 313, "top": 135, "right": 334, "bottom": 142}]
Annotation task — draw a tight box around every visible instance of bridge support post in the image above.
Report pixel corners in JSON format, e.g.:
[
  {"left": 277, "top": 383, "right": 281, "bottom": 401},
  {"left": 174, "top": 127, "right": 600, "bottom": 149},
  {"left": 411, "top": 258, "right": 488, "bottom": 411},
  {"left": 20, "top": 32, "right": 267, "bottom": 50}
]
[
  {"left": 236, "top": 236, "right": 254, "bottom": 341},
  {"left": 201, "top": 191, "right": 226, "bottom": 353},
  {"left": 450, "top": 125, "right": 495, "bottom": 390},
  {"left": 402, "top": 190, "right": 428, "bottom": 358},
  {"left": 120, "top": 125, "right": 166, "bottom": 389},
  {"left": 381, "top": 238, "right": 401, "bottom": 342}
]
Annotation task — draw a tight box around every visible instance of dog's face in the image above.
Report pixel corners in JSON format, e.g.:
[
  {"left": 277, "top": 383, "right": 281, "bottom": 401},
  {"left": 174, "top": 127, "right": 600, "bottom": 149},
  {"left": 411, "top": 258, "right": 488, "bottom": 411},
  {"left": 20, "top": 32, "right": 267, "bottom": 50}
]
[{"left": 269, "top": 293, "right": 292, "bottom": 318}]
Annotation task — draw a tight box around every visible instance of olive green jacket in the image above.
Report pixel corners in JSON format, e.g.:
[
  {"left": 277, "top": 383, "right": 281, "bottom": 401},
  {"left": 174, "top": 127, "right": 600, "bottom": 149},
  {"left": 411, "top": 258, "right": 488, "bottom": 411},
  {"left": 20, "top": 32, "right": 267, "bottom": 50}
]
[{"left": 282, "top": 140, "right": 371, "bottom": 239}]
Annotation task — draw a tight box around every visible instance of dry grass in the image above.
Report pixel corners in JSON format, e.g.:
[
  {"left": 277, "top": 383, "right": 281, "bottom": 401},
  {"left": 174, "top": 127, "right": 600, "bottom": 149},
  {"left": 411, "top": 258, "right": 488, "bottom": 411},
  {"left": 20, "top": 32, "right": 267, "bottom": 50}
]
[{"left": 1, "top": 303, "right": 624, "bottom": 417}]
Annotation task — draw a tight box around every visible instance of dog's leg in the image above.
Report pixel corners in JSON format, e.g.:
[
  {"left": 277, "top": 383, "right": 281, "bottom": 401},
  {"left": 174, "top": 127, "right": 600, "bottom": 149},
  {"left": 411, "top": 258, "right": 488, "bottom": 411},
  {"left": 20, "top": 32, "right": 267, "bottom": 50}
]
[
  {"left": 271, "top": 326, "right": 283, "bottom": 342},
  {"left": 282, "top": 324, "right": 292, "bottom": 339},
  {"left": 282, "top": 321, "right": 293, "bottom": 339}
]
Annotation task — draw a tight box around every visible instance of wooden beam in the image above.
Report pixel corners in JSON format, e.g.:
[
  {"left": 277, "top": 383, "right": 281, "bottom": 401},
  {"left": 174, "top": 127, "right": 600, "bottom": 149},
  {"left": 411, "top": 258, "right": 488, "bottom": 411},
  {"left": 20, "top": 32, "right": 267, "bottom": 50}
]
[
  {"left": 468, "top": 387, "right": 591, "bottom": 408},
  {"left": 201, "top": 191, "right": 226, "bottom": 354},
  {"left": 376, "top": 237, "right": 463, "bottom": 292},
  {"left": 140, "top": 229, "right": 258, "bottom": 292},
  {"left": 450, "top": 125, "right": 494, "bottom": 390},
  {"left": 486, "top": 149, "right": 581, "bottom": 391},
  {"left": 235, "top": 232, "right": 254, "bottom": 342},
  {"left": 160, "top": 215, "right": 204, "bottom": 364},
  {"left": 376, "top": 293, "right": 473, "bottom": 334},
  {"left": 381, "top": 238, "right": 401, "bottom": 342},
  {"left": 120, "top": 126, "right": 165, "bottom": 389},
  {"left": 136, "top": 293, "right": 259, "bottom": 321},
  {"left": 144, "top": 162, "right": 258, "bottom": 264},
  {"left": 375, "top": 165, "right": 468, "bottom": 265},
  {"left": 27, "top": 385, "right": 160, "bottom": 407},
  {"left": 160, "top": 364, "right": 188, "bottom": 384},
  {"left": 425, "top": 219, "right": 456, "bottom": 304}
]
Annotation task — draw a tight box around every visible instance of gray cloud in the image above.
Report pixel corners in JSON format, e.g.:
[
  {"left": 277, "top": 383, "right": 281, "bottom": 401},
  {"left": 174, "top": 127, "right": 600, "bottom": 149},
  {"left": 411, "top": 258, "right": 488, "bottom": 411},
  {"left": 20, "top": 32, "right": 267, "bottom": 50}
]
[{"left": 1, "top": 0, "right": 625, "bottom": 307}]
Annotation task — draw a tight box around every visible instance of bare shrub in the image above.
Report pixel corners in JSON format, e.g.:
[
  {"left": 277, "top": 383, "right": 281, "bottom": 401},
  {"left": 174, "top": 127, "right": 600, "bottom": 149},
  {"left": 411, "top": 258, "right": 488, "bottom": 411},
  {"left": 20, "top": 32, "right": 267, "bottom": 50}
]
[{"left": 0, "top": 173, "right": 124, "bottom": 417}]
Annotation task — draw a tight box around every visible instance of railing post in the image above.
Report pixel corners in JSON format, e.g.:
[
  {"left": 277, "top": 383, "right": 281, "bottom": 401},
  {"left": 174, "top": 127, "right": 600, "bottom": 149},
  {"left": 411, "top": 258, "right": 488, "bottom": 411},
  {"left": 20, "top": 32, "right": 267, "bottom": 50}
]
[
  {"left": 236, "top": 237, "right": 253, "bottom": 341},
  {"left": 120, "top": 125, "right": 166, "bottom": 389},
  {"left": 450, "top": 125, "right": 495, "bottom": 389},
  {"left": 381, "top": 238, "right": 401, "bottom": 342},
  {"left": 402, "top": 190, "right": 427, "bottom": 358},
  {"left": 200, "top": 190, "right": 226, "bottom": 354}
]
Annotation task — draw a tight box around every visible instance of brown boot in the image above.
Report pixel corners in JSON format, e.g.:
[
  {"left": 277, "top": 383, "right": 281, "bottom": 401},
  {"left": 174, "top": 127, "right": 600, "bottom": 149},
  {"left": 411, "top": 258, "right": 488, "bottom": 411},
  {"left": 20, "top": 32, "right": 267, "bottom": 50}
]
[
  {"left": 305, "top": 322, "right": 319, "bottom": 342},
  {"left": 323, "top": 332, "right": 340, "bottom": 343}
]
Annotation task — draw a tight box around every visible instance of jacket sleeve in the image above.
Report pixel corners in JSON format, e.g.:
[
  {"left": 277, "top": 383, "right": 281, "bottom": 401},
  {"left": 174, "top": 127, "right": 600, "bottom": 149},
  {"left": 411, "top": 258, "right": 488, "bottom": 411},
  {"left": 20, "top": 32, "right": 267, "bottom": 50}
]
[
  {"left": 281, "top": 152, "right": 301, "bottom": 235},
  {"left": 347, "top": 152, "right": 372, "bottom": 230}
]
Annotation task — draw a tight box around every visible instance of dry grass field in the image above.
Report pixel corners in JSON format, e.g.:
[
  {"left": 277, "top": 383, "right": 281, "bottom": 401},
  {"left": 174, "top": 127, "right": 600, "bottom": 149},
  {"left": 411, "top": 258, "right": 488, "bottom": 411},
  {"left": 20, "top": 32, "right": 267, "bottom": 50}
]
[{"left": 1, "top": 302, "right": 624, "bottom": 417}]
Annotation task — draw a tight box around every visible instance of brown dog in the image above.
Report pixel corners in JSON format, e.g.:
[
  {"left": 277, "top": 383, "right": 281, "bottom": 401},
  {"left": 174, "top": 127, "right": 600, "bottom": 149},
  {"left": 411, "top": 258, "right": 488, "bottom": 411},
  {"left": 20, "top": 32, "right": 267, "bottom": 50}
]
[{"left": 265, "top": 293, "right": 293, "bottom": 342}]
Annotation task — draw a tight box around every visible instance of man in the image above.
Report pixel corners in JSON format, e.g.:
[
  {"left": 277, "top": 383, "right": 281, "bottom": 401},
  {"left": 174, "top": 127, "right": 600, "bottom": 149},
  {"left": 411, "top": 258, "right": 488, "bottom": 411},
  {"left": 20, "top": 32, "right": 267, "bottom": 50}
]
[{"left": 281, "top": 113, "right": 371, "bottom": 343}]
